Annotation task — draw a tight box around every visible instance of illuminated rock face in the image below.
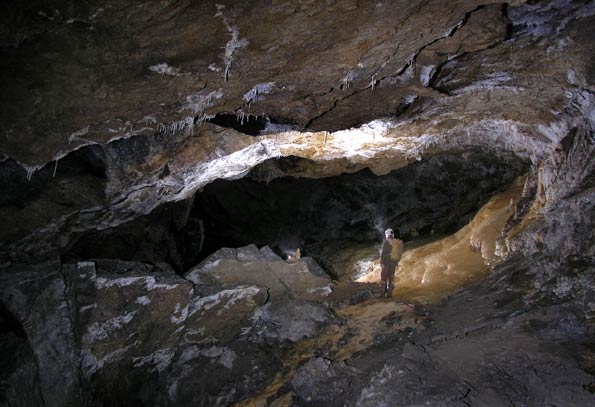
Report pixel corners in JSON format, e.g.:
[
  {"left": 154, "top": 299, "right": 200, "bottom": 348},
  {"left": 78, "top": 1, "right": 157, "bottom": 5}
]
[
  {"left": 1, "top": 0, "right": 595, "bottom": 406},
  {"left": 357, "top": 179, "right": 526, "bottom": 303},
  {"left": 1, "top": 0, "right": 592, "bottom": 264},
  {"left": 1, "top": 0, "right": 517, "bottom": 166}
]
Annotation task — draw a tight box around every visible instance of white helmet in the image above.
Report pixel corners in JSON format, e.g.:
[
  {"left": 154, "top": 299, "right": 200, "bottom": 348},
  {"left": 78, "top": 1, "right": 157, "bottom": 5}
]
[{"left": 385, "top": 228, "right": 394, "bottom": 237}]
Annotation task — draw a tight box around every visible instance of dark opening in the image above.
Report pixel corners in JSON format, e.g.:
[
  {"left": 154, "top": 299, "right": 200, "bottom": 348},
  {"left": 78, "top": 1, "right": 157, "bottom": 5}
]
[
  {"left": 0, "top": 303, "right": 26, "bottom": 338},
  {"left": 190, "top": 151, "right": 527, "bottom": 268},
  {"left": 0, "top": 145, "right": 107, "bottom": 244},
  {"left": 64, "top": 150, "right": 528, "bottom": 276},
  {"left": 0, "top": 302, "right": 44, "bottom": 405},
  {"left": 206, "top": 113, "right": 269, "bottom": 136}
]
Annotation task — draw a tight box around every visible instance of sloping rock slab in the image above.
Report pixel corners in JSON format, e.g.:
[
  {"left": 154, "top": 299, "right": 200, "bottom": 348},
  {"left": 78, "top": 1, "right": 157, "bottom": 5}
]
[
  {"left": 291, "top": 357, "right": 352, "bottom": 405},
  {"left": 164, "top": 285, "right": 274, "bottom": 406},
  {"left": 181, "top": 284, "right": 269, "bottom": 344},
  {"left": 185, "top": 244, "right": 331, "bottom": 302}
]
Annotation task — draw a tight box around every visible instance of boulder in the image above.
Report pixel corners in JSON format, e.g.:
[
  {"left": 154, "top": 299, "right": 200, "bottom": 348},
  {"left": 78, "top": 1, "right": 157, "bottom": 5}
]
[
  {"left": 0, "top": 256, "right": 285, "bottom": 407},
  {"left": 63, "top": 259, "right": 194, "bottom": 406},
  {"left": 59, "top": 257, "right": 285, "bottom": 407},
  {"left": 163, "top": 282, "right": 275, "bottom": 406},
  {"left": 185, "top": 244, "right": 332, "bottom": 302}
]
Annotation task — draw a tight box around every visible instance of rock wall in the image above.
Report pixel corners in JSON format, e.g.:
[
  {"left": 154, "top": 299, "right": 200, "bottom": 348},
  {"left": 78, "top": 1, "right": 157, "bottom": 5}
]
[{"left": 0, "top": 248, "right": 342, "bottom": 406}]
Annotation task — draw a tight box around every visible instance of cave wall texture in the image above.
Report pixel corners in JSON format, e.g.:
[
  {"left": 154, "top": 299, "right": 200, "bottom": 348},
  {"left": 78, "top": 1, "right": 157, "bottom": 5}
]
[{"left": 0, "top": 0, "right": 594, "bottom": 406}]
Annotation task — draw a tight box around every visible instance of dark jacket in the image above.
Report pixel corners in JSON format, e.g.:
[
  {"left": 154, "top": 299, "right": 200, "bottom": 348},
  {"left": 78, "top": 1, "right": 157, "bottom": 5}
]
[
  {"left": 380, "top": 238, "right": 396, "bottom": 269},
  {"left": 381, "top": 238, "right": 404, "bottom": 268}
]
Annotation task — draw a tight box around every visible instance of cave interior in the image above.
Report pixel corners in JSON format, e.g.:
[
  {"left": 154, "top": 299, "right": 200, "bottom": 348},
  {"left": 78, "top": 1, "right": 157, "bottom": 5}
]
[{"left": 1, "top": 0, "right": 594, "bottom": 406}]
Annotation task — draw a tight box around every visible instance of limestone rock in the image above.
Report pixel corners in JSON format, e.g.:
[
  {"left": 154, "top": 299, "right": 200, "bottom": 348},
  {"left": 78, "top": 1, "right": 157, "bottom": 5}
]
[
  {"left": 291, "top": 357, "right": 351, "bottom": 404},
  {"left": 0, "top": 0, "right": 593, "bottom": 266},
  {"left": 244, "top": 299, "right": 334, "bottom": 345},
  {"left": 181, "top": 284, "right": 268, "bottom": 344},
  {"left": 63, "top": 259, "right": 194, "bottom": 405},
  {"left": 59, "top": 257, "right": 303, "bottom": 406},
  {"left": 68, "top": 197, "right": 198, "bottom": 273},
  {"left": 0, "top": 0, "right": 528, "bottom": 167},
  {"left": 0, "top": 331, "right": 45, "bottom": 407},
  {"left": 0, "top": 0, "right": 594, "bottom": 406},
  {"left": 161, "top": 266, "right": 281, "bottom": 405},
  {"left": 0, "top": 256, "right": 290, "bottom": 406},
  {"left": 193, "top": 152, "right": 525, "bottom": 269},
  {"left": 352, "top": 294, "right": 595, "bottom": 407},
  {"left": 0, "top": 260, "right": 83, "bottom": 407},
  {"left": 164, "top": 340, "right": 281, "bottom": 407},
  {"left": 185, "top": 244, "right": 332, "bottom": 302}
]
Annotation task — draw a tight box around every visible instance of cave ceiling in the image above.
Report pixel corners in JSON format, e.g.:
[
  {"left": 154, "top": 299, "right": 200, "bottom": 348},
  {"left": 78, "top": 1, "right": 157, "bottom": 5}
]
[
  {"left": 3, "top": 0, "right": 594, "bottom": 165},
  {"left": 0, "top": 0, "right": 594, "bottom": 259}
]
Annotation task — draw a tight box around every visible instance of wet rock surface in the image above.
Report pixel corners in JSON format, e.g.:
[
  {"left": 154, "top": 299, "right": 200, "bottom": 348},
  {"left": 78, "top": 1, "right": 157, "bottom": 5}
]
[
  {"left": 242, "top": 256, "right": 595, "bottom": 407},
  {"left": 344, "top": 258, "right": 595, "bottom": 407},
  {"left": 237, "top": 130, "right": 594, "bottom": 406},
  {"left": 1, "top": 165, "right": 594, "bottom": 407}
]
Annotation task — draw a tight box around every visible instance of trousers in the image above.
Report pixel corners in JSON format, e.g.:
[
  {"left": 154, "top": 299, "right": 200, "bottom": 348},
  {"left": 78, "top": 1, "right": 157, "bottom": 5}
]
[{"left": 380, "top": 262, "right": 397, "bottom": 296}]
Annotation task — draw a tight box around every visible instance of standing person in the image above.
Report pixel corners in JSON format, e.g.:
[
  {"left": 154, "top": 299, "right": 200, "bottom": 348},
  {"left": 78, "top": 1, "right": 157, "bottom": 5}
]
[{"left": 380, "top": 228, "right": 404, "bottom": 298}]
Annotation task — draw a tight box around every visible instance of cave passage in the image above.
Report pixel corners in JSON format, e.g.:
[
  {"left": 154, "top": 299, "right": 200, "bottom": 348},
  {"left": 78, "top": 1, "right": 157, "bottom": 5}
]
[
  {"left": 67, "top": 150, "right": 528, "bottom": 275},
  {"left": 191, "top": 152, "right": 527, "bottom": 273}
]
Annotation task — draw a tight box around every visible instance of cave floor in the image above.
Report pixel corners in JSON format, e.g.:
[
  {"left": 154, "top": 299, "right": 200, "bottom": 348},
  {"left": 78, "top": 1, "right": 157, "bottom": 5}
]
[
  {"left": 234, "top": 181, "right": 594, "bottom": 406},
  {"left": 237, "top": 263, "right": 595, "bottom": 406}
]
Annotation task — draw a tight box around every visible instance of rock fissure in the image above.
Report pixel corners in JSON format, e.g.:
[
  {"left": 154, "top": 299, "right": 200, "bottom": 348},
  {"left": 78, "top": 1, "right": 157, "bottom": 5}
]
[
  {"left": 58, "top": 262, "right": 94, "bottom": 406},
  {"left": 214, "top": 2, "right": 497, "bottom": 134},
  {"left": 306, "top": 2, "right": 514, "bottom": 131}
]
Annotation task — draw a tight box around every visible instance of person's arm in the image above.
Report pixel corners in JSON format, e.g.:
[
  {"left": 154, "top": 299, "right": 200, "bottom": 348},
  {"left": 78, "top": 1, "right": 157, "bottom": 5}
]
[{"left": 394, "top": 239, "right": 404, "bottom": 262}]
